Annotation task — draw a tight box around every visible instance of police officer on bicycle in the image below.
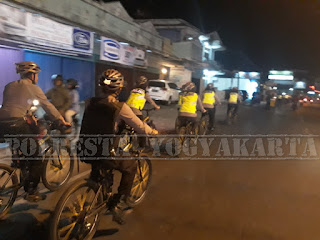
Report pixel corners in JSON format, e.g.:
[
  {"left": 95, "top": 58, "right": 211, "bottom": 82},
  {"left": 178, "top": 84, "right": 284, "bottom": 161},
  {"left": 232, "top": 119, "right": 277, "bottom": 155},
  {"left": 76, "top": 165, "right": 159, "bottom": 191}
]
[
  {"left": 227, "top": 87, "right": 242, "bottom": 117},
  {"left": 176, "top": 82, "right": 206, "bottom": 131},
  {"left": 126, "top": 76, "right": 160, "bottom": 120},
  {"left": 202, "top": 83, "right": 221, "bottom": 131},
  {"left": 79, "top": 69, "right": 157, "bottom": 224},
  {"left": 0, "top": 61, "right": 69, "bottom": 202}
]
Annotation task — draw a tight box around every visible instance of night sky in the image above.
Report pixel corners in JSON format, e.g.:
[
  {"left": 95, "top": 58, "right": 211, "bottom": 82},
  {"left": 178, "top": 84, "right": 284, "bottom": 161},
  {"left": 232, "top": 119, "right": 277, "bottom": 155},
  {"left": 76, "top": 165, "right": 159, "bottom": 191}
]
[{"left": 108, "top": 0, "right": 320, "bottom": 75}]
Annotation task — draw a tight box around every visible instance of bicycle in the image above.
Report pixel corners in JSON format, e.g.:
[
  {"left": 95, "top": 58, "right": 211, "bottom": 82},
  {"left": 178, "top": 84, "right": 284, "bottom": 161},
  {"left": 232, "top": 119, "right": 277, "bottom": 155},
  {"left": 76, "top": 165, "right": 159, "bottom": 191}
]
[
  {"left": 49, "top": 126, "right": 152, "bottom": 240},
  {"left": 0, "top": 115, "right": 74, "bottom": 219},
  {"left": 226, "top": 104, "right": 237, "bottom": 125},
  {"left": 141, "top": 108, "right": 159, "bottom": 149},
  {"left": 68, "top": 113, "right": 80, "bottom": 141},
  {"left": 175, "top": 117, "right": 198, "bottom": 147},
  {"left": 198, "top": 112, "right": 209, "bottom": 135}
]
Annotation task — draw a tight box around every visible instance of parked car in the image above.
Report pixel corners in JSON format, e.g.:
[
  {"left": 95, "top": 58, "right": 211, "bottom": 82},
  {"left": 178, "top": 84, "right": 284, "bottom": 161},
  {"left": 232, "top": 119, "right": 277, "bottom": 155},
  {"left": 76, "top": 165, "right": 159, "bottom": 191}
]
[{"left": 148, "top": 80, "right": 180, "bottom": 105}]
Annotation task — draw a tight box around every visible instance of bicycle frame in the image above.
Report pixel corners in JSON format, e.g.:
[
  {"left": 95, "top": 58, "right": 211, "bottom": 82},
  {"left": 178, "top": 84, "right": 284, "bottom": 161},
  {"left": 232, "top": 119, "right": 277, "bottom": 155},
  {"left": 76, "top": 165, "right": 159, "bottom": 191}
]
[
  {"left": 0, "top": 168, "right": 20, "bottom": 191},
  {"left": 83, "top": 156, "right": 145, "bottom": 221},
  {"left": 7, "top": 121, "right": 70, "bottom": 188}
]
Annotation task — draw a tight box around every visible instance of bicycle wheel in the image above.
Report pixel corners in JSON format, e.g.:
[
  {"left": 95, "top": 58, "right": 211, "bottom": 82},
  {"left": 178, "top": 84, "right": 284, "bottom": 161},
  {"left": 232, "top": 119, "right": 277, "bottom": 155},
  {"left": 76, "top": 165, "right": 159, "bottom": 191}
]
[
  {"left": 49, "top": 180, "right": 103, "bottom": 240},
  {"left": 126, "top": 156, "right": 152, "bottom": 207},
  {"left": 0, "top": 164, "right": 19, "bottom": 219},
  {"left": 227, "top": 110, "right": 233, "bottom": 125},
  {"left": 178, "top": 126, "right": 186, "bottom": 145},
  {"left": 230, "top": 107, "right": 236, "bottom": 123},
  {"left": 199, "top": 115, "right": 208, "bottom": 135},
  {"left": 175, "top": 118, "right": 181, "bottom": 134},
  {"left": 42, "top": 144, "right": 74, "bottom": 191}
]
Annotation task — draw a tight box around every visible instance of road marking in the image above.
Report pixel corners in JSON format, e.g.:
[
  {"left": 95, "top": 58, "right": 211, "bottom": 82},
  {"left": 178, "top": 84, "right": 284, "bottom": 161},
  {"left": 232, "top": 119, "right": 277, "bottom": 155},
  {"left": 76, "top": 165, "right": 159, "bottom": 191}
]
[{"left": 14, "top": 169, "right": 91, "bottom": 205}]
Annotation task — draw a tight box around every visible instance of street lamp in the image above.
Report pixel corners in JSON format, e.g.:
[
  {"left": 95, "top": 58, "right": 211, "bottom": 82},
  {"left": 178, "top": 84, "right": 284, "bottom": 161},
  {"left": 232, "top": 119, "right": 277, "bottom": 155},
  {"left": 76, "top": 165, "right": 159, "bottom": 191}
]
[{"left": 161, "top": 68, "right": 168, "bottom": 74}]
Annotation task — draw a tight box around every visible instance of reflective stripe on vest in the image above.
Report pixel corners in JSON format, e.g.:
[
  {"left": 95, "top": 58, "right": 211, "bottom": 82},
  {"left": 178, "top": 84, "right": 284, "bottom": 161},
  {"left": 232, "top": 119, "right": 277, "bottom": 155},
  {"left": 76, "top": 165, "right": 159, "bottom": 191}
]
[
  {"left": 203, "top": 91, "right": 215, "bottom": 105},
  {"left": 180, "top": 93, "right": 197, "bottom": 113},
  {"left": 229, "top": 92, "right": 238, "bottom": 104},
  {"left": 126, "top": 88, "right": 146, "bottom": 110}
]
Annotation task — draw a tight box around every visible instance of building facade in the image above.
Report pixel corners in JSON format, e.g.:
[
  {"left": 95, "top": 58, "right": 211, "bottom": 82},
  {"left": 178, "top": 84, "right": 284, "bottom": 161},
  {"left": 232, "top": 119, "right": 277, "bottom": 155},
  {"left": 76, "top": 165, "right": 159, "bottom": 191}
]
[{"left": 0, "top": 0, "right": 226, "bottom": 103}]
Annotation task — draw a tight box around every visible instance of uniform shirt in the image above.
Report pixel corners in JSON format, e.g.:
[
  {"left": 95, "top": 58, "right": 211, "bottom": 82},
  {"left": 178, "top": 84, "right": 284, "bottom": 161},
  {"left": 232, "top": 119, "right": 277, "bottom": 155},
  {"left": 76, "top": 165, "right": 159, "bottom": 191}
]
[
  {"left": 201, "top": 90, "right": 221, "bottom": 109},
  {"left": 178, "top": 92, "right": 205, "bottom": 118},
  {"left": 0, "top": 79, "right": 61, "bottom": 120},
  {"left": 130, "top": 91, "right": 158, "bottom": 116},
  {"left": 69, "top": 89, "right": 80, "bottom": 113},
  {"left": 46, "top": 85, "right": 72, "bottom": 113},
  {"left": 228, "top": 90, "right": 242, "bottom": 104},
  {"left": 84, "top": 94, "right": 153, "bottom": 135}
]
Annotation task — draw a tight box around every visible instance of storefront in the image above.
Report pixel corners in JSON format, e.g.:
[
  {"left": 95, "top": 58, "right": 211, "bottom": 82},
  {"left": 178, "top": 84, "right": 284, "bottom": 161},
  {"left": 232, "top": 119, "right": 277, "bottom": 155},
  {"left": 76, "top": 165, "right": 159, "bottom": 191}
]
[
  {"left": 0, "top": 46, "right": 24, "bottom": 104},
  {"left": 97, "top": 36, "right": 159, "bottom": 100},
  {"left": 0, "top": 2, "right": 95, "bottom": 103},
  {"left": 24, "top": 51, "right": 94, "bottom": 101}
]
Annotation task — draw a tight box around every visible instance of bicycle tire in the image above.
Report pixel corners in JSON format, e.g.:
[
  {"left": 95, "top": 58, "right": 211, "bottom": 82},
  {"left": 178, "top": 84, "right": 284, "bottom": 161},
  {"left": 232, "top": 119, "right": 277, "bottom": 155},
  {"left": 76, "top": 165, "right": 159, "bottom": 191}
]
[
  {"left": 42, "top": 145, "right": 74, "bottom": 192},
  {"left": 49, "top": 180, "right": 103, "bottom": 240},
  {"left": 175, "top": 118, "right": 181, "bottom": 134},
  {"left": 227, "top": 109, "right": 233, "bottom": 125},
  {"left": 0, "top": 163, "right": 19, "bottom": 219},
  {"left": 126, "top": 156, "right": 152, "bottom": 207},
  {"left": 178, "top": 126, "right": 186, "bottom": 144},
  {"left": 199, "top": 115, "right": 208, "bottom": 135}
]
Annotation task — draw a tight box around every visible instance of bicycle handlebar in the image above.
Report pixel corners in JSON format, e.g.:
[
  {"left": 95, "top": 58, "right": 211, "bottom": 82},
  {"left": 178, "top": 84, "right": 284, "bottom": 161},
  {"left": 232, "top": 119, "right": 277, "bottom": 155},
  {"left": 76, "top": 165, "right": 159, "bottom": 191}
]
[
  {"left": 142, "top": 108, "right": 156, "bottom": 112},
  {"left": 39, "top": 119, "right": 72, "bottom": 134}
]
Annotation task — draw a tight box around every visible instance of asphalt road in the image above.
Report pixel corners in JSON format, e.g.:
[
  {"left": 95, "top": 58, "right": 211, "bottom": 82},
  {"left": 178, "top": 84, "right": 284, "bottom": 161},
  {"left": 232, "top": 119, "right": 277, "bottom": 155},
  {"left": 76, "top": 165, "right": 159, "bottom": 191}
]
[{"left": 2, "top": 102, "right": 320, "bottom": 240}]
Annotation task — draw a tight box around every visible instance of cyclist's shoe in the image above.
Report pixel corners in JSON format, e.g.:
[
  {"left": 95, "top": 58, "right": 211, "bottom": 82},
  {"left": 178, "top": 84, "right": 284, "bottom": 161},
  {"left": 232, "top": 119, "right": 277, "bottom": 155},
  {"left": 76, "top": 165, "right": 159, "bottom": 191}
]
[
  {"left": 24, "top": 189, "right": 47, "bottom": 202},
  {"left": 111, "top": 205, "right": 126, "bottom": 225},
  {"left": 108, "top": 194, "right": 127, "bottom": 225}
]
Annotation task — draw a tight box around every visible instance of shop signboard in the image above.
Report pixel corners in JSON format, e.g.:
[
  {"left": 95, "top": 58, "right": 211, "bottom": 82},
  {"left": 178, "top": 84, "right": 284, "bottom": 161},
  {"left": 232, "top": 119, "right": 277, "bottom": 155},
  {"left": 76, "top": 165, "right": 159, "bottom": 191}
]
[
  {"left": 101, "top": 37, "right": 121, "bottom": 62},
  {"left": 0, "top": 3, "right": 93, "bottom": 56},
  {"left": 0, "top": 4, "right": 27, "bottom": 40},
  {"left": 121, "top": 44, "right": 136, "bottom": 66},
  {"left": 268, "top": 70, "right": 294, "bottom": 81},
  {"left": 73, "top": 28, "right": 91, "bottom": 51},
  {"left": 134, "top": 49, "right": 146, "bottom": 66},
  {"left": 26, "top": 13, "right": 73, "bottom": 49},
  {"left": 294, "top": 81, "right": 306, "bottom": 89},
  {"left": 100, "top": 36, "right": 145, "bottom": 67}
]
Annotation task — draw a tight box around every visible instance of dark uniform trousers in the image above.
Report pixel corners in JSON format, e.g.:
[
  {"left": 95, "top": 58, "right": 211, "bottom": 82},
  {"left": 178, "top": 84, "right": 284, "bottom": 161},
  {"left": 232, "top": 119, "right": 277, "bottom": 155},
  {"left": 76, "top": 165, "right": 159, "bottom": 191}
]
[{"left": 0, "top": 118, "right": 42, "bottom": 192}]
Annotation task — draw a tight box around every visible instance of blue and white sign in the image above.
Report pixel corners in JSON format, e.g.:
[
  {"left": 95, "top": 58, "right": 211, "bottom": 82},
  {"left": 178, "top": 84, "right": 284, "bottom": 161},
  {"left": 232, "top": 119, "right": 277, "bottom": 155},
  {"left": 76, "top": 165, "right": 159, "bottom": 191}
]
[
  {"left": 73, "top": 29, "right": 91, "bottom": 51},
  {"left": 100, "top": 36, "right": 145, "bottom": 66},
  {"left": 102, "top": 38, "right": 121, "bottom": 61},
  {"left": 0, "top": 3, "right": 94, "bottom": 57}
]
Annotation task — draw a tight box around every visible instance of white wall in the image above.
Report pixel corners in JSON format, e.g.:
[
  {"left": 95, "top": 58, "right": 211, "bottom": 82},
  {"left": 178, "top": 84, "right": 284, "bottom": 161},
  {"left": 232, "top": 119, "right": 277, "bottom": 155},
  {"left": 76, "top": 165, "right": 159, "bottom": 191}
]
[{"left": 173, "top": 41, "right": 202, "bottom": 62}]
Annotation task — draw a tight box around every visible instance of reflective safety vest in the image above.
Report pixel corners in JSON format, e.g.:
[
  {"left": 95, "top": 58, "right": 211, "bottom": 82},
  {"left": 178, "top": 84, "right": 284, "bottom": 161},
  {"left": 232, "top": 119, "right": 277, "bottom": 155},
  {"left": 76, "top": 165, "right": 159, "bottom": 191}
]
[
  {"left": 126, "top": 88, "right": 146, "bottom": 110},
  {"left": 179, "top": 93, "right": 198, "bottom": 113},
  {"left": 229, "top": 92, "right": 238, "bottom": 104},
  {"left": 203, "top": 91, "right": 215, "bottom": 105}
]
